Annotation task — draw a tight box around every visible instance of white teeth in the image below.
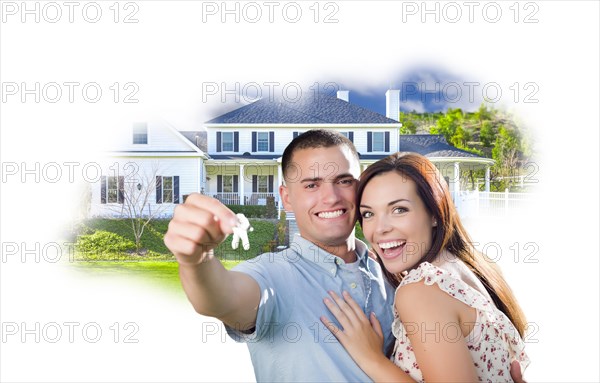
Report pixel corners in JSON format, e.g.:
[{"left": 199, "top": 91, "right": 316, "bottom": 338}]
[
  {"left": 379, "top": 241, "right": 406, "bottom": 249},
  {"left": 317, "top": 210, "right": 344, "bottom": 219}
]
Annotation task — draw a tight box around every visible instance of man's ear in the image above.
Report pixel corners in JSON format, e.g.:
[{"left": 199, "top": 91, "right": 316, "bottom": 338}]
[{"left": 279, "top": 184, "right": 293, "bottom": 212}]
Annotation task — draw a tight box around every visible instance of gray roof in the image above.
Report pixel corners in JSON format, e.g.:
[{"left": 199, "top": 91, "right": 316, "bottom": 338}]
[
  {"left": 180, "top": 131, "right": 207, "bottom": 152},
  {"left": 206, "top": 93, "right": 399, "bottom": 124},
  {"left": 399, "top": 135, "right": 484, "bottom": 158}
]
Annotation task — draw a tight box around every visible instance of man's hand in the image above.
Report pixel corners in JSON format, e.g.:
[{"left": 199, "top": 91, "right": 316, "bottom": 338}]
[{"left": 164, "top": 193, "right": 238, "bottom": 266}]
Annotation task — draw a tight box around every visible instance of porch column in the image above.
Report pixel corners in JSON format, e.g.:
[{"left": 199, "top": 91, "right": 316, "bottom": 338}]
[
  {"left": 485, "top": 165, "right": 490, "bottom": 193},
  {"left": 239, "top": 163, "right": 245, "bottom": 205}
]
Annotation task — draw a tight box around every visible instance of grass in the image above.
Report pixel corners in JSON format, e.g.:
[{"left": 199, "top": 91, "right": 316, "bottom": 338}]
[
  {"left": 67, "top": 218, "right": 272, "bottom": 289},
  {"left": 69, "top": 218, "right": 277, "bottom": 261},
  {"left": 71, "top": 260, "right": 241, "bottom": 293}
]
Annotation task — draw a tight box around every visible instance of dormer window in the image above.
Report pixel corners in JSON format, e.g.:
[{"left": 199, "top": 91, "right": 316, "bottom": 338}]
[{"left": 133, "top": 123, "right": 148, "bottom": 144}]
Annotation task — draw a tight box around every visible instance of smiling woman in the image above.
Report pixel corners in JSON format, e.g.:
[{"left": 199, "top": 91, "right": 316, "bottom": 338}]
[{"left": 321, "top": 152, "right": 530, "bottom": 383}]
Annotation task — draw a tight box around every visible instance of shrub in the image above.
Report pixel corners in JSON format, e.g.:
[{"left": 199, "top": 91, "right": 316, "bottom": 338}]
[{"left": 76, "top": 231, "right": 136, "bottom": 254}]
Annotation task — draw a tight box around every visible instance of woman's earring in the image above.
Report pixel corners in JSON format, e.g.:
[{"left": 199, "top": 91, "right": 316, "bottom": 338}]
[{"left": 433, "top": 219, "right": 438, "bottom": 227}]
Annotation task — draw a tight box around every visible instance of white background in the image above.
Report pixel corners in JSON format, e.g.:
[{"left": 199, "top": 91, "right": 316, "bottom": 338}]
[{"left": 1, "top": 1, "right": 599, "bottom": 381}]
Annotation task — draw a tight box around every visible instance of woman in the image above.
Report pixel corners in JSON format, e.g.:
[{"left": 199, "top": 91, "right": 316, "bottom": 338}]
[{"left": 320, "top": 152, "right": 530, "bottom": 382}]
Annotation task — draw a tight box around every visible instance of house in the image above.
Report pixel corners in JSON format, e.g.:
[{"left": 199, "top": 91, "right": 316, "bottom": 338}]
[
  {"left": 200, "top": 91, "right": 401, "bottom": 209},
  {"left": 90, "top": 89, "right": 494, "bottom": 220},
  {"left": 89, "top": 119, "right": 208, "bottom": 218},
  {"left": 200, "top": 90, "right": 493, "bottom": 211}
]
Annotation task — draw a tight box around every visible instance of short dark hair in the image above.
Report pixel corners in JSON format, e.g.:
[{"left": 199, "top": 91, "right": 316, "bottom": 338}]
[{"left": 281, "top": 129, "right": 359, "bottom": 180}]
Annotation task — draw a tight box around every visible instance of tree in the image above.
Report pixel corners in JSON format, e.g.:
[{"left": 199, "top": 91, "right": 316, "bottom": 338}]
[
  {"left": 492, "top": 126, "right": 521, "bottom": 184},
  {"left": 106, "top": 163, "right": 169, "bottom": 254},
  {"left": 480, "top": 121, "right": 495, "bottom": 147}
]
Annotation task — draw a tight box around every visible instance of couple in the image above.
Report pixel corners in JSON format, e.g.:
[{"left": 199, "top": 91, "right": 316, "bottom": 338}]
[{"left": 164, "top": 129, "right": 529, "bottom": 382}]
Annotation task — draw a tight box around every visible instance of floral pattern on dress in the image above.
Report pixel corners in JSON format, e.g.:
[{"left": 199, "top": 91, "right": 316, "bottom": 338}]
[{"left": 391, "top": 262, "right": 530, "bottom": 382}]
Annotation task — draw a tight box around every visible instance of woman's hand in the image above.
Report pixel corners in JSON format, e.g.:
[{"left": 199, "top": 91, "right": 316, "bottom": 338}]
[{"left": 320, "top": 291, "right": 387, "bottom": 371}]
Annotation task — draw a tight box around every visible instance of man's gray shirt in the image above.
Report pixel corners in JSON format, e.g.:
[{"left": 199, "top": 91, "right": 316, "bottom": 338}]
[{"left": 225, "top": 235, "right": 396, "bottom": 382}]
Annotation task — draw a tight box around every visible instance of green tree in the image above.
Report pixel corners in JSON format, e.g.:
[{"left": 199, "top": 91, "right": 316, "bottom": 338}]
[
  {"left": 480, "top": 121, "right": 495, "bottom": 147},
  {"left": 492, "top": 126, "right": 521, "bottom": 181}
]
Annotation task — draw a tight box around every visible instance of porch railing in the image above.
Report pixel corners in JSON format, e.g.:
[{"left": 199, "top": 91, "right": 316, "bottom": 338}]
[{"left": 212, "top": 192, "right": 279, "bottom": 206}]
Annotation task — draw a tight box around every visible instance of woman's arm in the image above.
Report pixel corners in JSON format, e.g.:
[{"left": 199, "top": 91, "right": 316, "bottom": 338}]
[
  {"left": 320, "top": 291, "right": 414, "bottom": 382},
  {"left": 394, "top": 281, "right": 479, "bottom": 382}
]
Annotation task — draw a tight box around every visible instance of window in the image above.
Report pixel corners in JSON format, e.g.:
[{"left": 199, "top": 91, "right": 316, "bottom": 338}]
[
  {"left": 162, "top": 176, "right": 174, "bottom": 203},
  {"left": 101, "top": 176, "right": 123, "bottom": 204},
  {"left": 222, "top": 175, "right": 234, "bottom": 193},
  {"left": 222, "top": 132, "right": 234, "bottom": 151},
  {"left": 156, "top": 176, "right": 179, "bottom": 204},
  {"left": 372, "top": 132, "right": 385, "bottom": 152},
  {"left": 107, "top": 176, "right": 119, "bottom": 203},
  {"left": 339, "top": 132, "right": 349, "bottom": 138},
  {"left": 133, "top": 123, "right": 148, "bottom": 144},
  {"left": 257, "top": 176, "right": 268, "bottom": 193},
  {"left": 257, "top": 132, "right": 269, "bottom": 151}
]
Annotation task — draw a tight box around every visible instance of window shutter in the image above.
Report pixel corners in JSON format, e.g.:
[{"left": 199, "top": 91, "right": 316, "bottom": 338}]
[
  {"left": 216, "top": 132, "right": 222, "bottom": 152},
  {"left": 234, "top": 132, "right": 239, "bottom": 152},
  {"left": 367, "top": 132, "right": 372, "bottom": 152},
  {"left": 217, "top": 175, "right": 222, "bottom": 193},
  {"left": 269, "top": 131, "right": 274, "bottom": 152},
  {"left": 293, "top": 131, "right": 298, "bottom": 139},
  {"left": 174, "top": 176, "right": 180, "bottom": 204},
  {"left": 268, "top": 175, "right": 274, "bottom": 193},
  {"left": 252, "top": 132, "right": 257, "bottom": 152},
  {"left": 348, "top": 132, "right": 354, "bottom": 142},
  {"left": 118, "top": 176, "right": 124, "bottom": 204},
  {"left": 233, "top": 175, "right": 238, "bottom": 192},
  {"left": 101, "top": 176, "right": 106, "bottom": 204},
  {"left": 385, "top": 132, "right": 390, "bottom": 152},
  {"left": 252, "top": 175, "right": 257, "bottom": 192},
  {"left": 156, "top": 176, "right": 162, "bottom": 204}
]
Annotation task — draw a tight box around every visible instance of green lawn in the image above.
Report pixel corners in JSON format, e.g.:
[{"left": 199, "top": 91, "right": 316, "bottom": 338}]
[{"left": 71, "top": 260, "right": 241, "bottom": 293}]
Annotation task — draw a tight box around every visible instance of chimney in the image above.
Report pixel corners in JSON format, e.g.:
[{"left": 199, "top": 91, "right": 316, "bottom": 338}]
[
  {"left": 337, "top": 90, "right": 349, "bottom": 102},
  {"left": 386, "top": 89, "right": 400, "bottom": 121}
]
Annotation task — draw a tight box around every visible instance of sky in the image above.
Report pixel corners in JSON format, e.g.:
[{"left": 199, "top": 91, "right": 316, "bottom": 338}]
[{"left": 1, "top": 1, "right": 599, "bottom": 382}]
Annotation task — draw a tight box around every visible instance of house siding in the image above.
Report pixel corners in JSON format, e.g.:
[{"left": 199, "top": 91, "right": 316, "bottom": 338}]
[{"left": 90, "top": 157, "right": 201, "bottom": 218}]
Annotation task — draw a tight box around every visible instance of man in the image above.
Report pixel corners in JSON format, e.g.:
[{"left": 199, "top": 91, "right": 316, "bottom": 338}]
[
  {"left": 164, "top": 129, "right": 526, "bottom": 382},
  {"left": 165, "top": 130, "right": 395, "bottom": 381}
]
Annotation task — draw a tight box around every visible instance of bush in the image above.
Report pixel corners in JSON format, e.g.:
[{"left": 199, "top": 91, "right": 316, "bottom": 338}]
[{"left": 76, "top": 231, "right": 136, "bottom": 254}]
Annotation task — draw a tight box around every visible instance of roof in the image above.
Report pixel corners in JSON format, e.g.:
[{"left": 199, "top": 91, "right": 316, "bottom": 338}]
[
  {"left": 180, "top": 131, "right": 208, "bottom": 152},
  {"left": 399, "top": 135, "right": 485, "bottom": 158},
  {"left": 206, "top": 93, "right": 399, "bottom": 124}
]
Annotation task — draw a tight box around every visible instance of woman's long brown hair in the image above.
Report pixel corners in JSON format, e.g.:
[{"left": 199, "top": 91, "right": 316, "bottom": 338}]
[{"left": 357, "top": 152, "right": 527, "bottom": 337}]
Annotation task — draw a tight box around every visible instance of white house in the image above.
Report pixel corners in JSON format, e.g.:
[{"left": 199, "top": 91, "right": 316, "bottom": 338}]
[
  {"left": 89, "top": 119, "right": 208, "bottom": 218},
  {"left": 201, "top": 90, "right": 493, "bottom": 209},
  {"left": 90, "top": 89, "right": 494, "bottom": 219}
]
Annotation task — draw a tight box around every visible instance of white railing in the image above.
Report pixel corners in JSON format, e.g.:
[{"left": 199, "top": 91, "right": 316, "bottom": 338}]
[
  {"left": 212, "top": 192, "right": 278, "bottom": 206},
  {"left": 455, "top": 189, "right": 535, "bottom": 219}
]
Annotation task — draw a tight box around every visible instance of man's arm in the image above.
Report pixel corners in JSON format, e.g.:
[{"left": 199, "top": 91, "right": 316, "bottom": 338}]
[{"left": 164, "top": 193, "right": 260, "bottom": 330}]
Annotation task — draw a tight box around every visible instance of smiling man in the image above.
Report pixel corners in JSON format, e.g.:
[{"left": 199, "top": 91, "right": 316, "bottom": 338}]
[{"left": 164, "top": 129, "right": 395, "bottom": 382}]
